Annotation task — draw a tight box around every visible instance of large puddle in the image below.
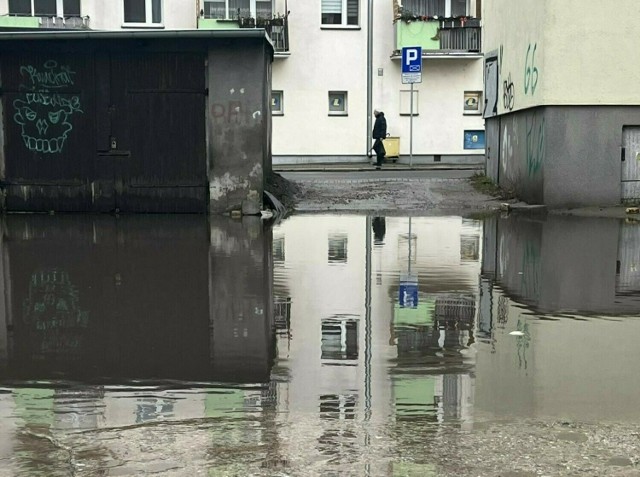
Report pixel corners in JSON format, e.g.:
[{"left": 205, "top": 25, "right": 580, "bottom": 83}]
[{"left": 0, "top": 213, "right": 639, "bottom": 476}]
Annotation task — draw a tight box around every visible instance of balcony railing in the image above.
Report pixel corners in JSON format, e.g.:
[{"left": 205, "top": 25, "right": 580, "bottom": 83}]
[
  {"left": 0, "top": 14, "right": 90, "bottom": 30},
  {"left": 198, "top": 14, "right": 289, "bottom": 54},
  {"left": 438, "top": 26, "right": 480, "bottom": 52},
  {"left": 39, "top": 16, "right": 90, "bottom": 29},
  {"left": 394, "top": 18, "right": 481, "bottom": 56}
]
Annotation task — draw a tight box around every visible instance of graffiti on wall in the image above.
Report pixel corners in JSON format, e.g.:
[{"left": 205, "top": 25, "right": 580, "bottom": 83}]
[
  {"left": 211, "top": 87, "right": 262, "bottom": 126},
  {"left": 524, "top": 43, "right": 539, "bottom": 96},
  {"left": 12, "top": 60, "right": 83, "bottom": 154},
  {"left": 502, "top": 73, "right": 515, "bottom": 111},
  {"left": 526, "top": 112, "right": 545, "bottom": 176},
  {"left": 22, "top": 269, "right": 89, "bottom": 357}
]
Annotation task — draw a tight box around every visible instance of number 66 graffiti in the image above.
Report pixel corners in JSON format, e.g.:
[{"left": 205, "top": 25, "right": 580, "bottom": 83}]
[{"left": 524, "top": 43, "right": 539, "bottom": 95}]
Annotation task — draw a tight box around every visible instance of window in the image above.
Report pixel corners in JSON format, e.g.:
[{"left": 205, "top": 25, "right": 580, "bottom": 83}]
[
  {"left": 203, "top": 0, "right": 251, "bottom": 19},
  {"left": 399, "top": 90, "right": 419, "bottom": 116},
  {"left": 328, "top": 234, "right": 348, "bottom": 262},
  {"left": 123, "top": 0, "right": 162, "bottom": 25},
  {"left": 322, "top": 0, "right": 358, "bottom": 26},
  {"left": 402, "top": 0, "right": 469, "bottom": 17},
  {"left": 463, "top": 91, "right": 482, "bottom": 115},
  {"left": 9, "top": 0, "right": 81, "bottom": 17},
  {"left": 328, "top": 91, "right": 348, "bottom": 116},
  {"left": 321, "top": 318, "right": 358, "bottom": 360},
  {"left": 463, "top": 130, "right": 485, "bottom": 149},
  {"left": 256, "top": 0, "right": 272, "bottom": 19},
  {"left": 271, "top": 91, "right": 283, "bottom": 115}
]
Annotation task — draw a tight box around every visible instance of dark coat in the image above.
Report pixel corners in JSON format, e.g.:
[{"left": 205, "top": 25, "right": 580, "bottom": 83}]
[{"left": 372, "top": 112, "right": 387, "bottom": 139}]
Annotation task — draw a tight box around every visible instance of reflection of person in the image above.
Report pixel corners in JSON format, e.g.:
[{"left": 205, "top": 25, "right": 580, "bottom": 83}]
[
  {"left": 372, "top": 216, "right": 386, "bottom": 244},
  {"left": 372, "top": 109, "right": 387, "bottom": 170}
]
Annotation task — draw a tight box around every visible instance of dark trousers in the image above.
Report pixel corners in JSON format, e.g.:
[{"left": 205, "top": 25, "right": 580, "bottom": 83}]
[{"left": 373, "top": 139, "right": 386, "bottom": 167}]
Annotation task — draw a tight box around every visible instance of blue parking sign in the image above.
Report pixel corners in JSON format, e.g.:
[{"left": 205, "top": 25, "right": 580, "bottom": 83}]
[{"left": 401, "top": 47, "right": 422, "bottom": 84}]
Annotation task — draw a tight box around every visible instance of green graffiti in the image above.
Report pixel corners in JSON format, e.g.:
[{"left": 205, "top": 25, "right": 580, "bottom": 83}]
[
  {"left": 23, "top": 269, "right": 89, "bottom": 330},
  {"left": 526, "top": 113, "right": 544, "bottom": 176},
  {"left": 516, "top": 319, "right": 531, "bottom": 370},
  {"left": 521, "top": 240, "right": 541, "bottom": 300},
  {"left": 13, "top": 60, "right": 83, "bottom": 154}
]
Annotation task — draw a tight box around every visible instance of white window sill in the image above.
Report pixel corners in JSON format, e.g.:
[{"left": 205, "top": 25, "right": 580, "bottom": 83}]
[
  {"left": 121, "top": 23, "right": 165, "bottom": 29},
  {"left": 328, "top": 112, "right": 348, "bottom": 116},
  {"left": 320, "top": 25, "right": 361, "bottom": 30}
]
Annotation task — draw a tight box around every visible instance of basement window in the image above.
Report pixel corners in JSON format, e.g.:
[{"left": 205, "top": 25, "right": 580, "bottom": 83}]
[
  {"left": 328, "top": 91, "right": 348, "bottom": 116},
  {"left": 271, "top": 91, "right": 284, "bottom": 115}
]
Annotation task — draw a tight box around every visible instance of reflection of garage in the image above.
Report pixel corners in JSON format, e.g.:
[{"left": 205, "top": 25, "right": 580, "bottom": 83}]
[{"left": 0, "top": 31, "right": 273, "bottom": 214}]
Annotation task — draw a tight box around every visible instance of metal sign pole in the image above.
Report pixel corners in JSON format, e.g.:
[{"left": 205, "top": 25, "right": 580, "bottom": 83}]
[{"left": 410, "top": 82, "right": 414, "bottom": 167}]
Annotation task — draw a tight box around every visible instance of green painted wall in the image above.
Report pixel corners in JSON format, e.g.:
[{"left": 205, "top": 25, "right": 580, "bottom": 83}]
[
  {"left": 0, "top": 16, "right": 40, "bottom": 28},
  {"left": 198, "top": 18, "right": 239, "bottom": 30},
  {"left": 396, "top": 20, "right": 439, "bottom": 51}
]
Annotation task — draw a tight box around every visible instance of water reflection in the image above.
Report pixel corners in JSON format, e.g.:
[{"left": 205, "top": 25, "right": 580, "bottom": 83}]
[
  {"left": 0, "top": 215, "right": 273, "bottom": 384},
  {"left": 0, "top": 213, "right": 639, "bottom": 475}
]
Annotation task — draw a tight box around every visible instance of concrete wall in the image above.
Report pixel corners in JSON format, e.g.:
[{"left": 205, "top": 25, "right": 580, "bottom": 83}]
[
  {"left": 207, "top": 40, "right": 271, "bottom": 214},
  {"left": 491, "top": 106, "right": 640, "bottom": 207}
]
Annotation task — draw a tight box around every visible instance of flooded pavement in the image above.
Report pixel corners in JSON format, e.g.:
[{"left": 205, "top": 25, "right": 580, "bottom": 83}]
[{"left": 0, "top": 213, "right": 639, "bottom": 476}]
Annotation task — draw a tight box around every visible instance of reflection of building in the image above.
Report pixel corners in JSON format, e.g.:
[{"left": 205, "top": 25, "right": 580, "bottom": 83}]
[
  {"left": 273, "top": 215, "right": 482, "bottom": 447},
  {"left": 0, "top": 214, "right": 278, "bottom": 474},
  {"left": 476, "top": 213, "right": 640, "bottom": 423},
  {"left": 482, "top": 214, "right": 640, "bottom": 314},
  {"left": 0, "top": 215, "right": 275, "bottom": 383}
]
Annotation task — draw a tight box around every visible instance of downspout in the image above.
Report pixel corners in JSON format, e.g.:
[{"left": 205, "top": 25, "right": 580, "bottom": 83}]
[{"left": 366, "top": 0, "right": 373, "bottom": 155}]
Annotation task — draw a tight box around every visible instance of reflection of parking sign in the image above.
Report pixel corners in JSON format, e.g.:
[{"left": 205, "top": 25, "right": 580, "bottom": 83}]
[{"left": 401, "top": 47, "right": 422, "bottom": 84}]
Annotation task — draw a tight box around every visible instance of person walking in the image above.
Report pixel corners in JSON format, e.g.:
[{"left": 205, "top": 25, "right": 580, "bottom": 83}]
[{"left": 371, "top": 109, "right": 387, "bottom": 170}]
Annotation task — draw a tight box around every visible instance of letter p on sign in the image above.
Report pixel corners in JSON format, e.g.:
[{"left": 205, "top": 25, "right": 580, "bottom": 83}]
[{"left": 401, "top": 47, "right": 422, "bottom": 75}]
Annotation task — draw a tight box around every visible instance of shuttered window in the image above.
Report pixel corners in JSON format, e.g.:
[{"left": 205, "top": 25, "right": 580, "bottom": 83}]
[
  {"left": 322, "top": 0, "right": 358, "bottom": 26},
  {"left": 346, "top": 0, "right": 358, "bottom": 25}
]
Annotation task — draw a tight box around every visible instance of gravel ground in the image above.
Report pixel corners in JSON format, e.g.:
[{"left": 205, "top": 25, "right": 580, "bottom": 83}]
[
  {"left": 408, "top": 419, "right": 640, "bottom": 477},
  {"left": 269, "top": 171, "right": 504, "bottom": 215}
]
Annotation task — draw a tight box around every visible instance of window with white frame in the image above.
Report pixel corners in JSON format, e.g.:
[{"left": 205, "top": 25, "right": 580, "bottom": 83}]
[
  {"left": 321, "top": 0, "right": 358, "bottom": 26},
  {"left": 328, "top": 91, "right": 348, "bottom": 116},
  {"left": 402, "top": 0, "right": 469, "bottom": 17},
  {"left": 123, "top": 0, "right": 162, "bottom": 25},
  {"left": 9, "top": 0, "right": 81, "bottom": 17}
]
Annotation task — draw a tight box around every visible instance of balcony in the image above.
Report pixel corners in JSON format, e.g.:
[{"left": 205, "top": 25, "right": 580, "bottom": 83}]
[
  {"left": 0, "top": 14, "right": 90, "bottom": 30},
  {"left": 39, "top": 16, "right": 90, "bottom": 29},
  {"left": 198, "top": 14, "right": 289, "bottom": 56},
  {"left": 392, "top": 17, "right": 481, "bottom": 59}
]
